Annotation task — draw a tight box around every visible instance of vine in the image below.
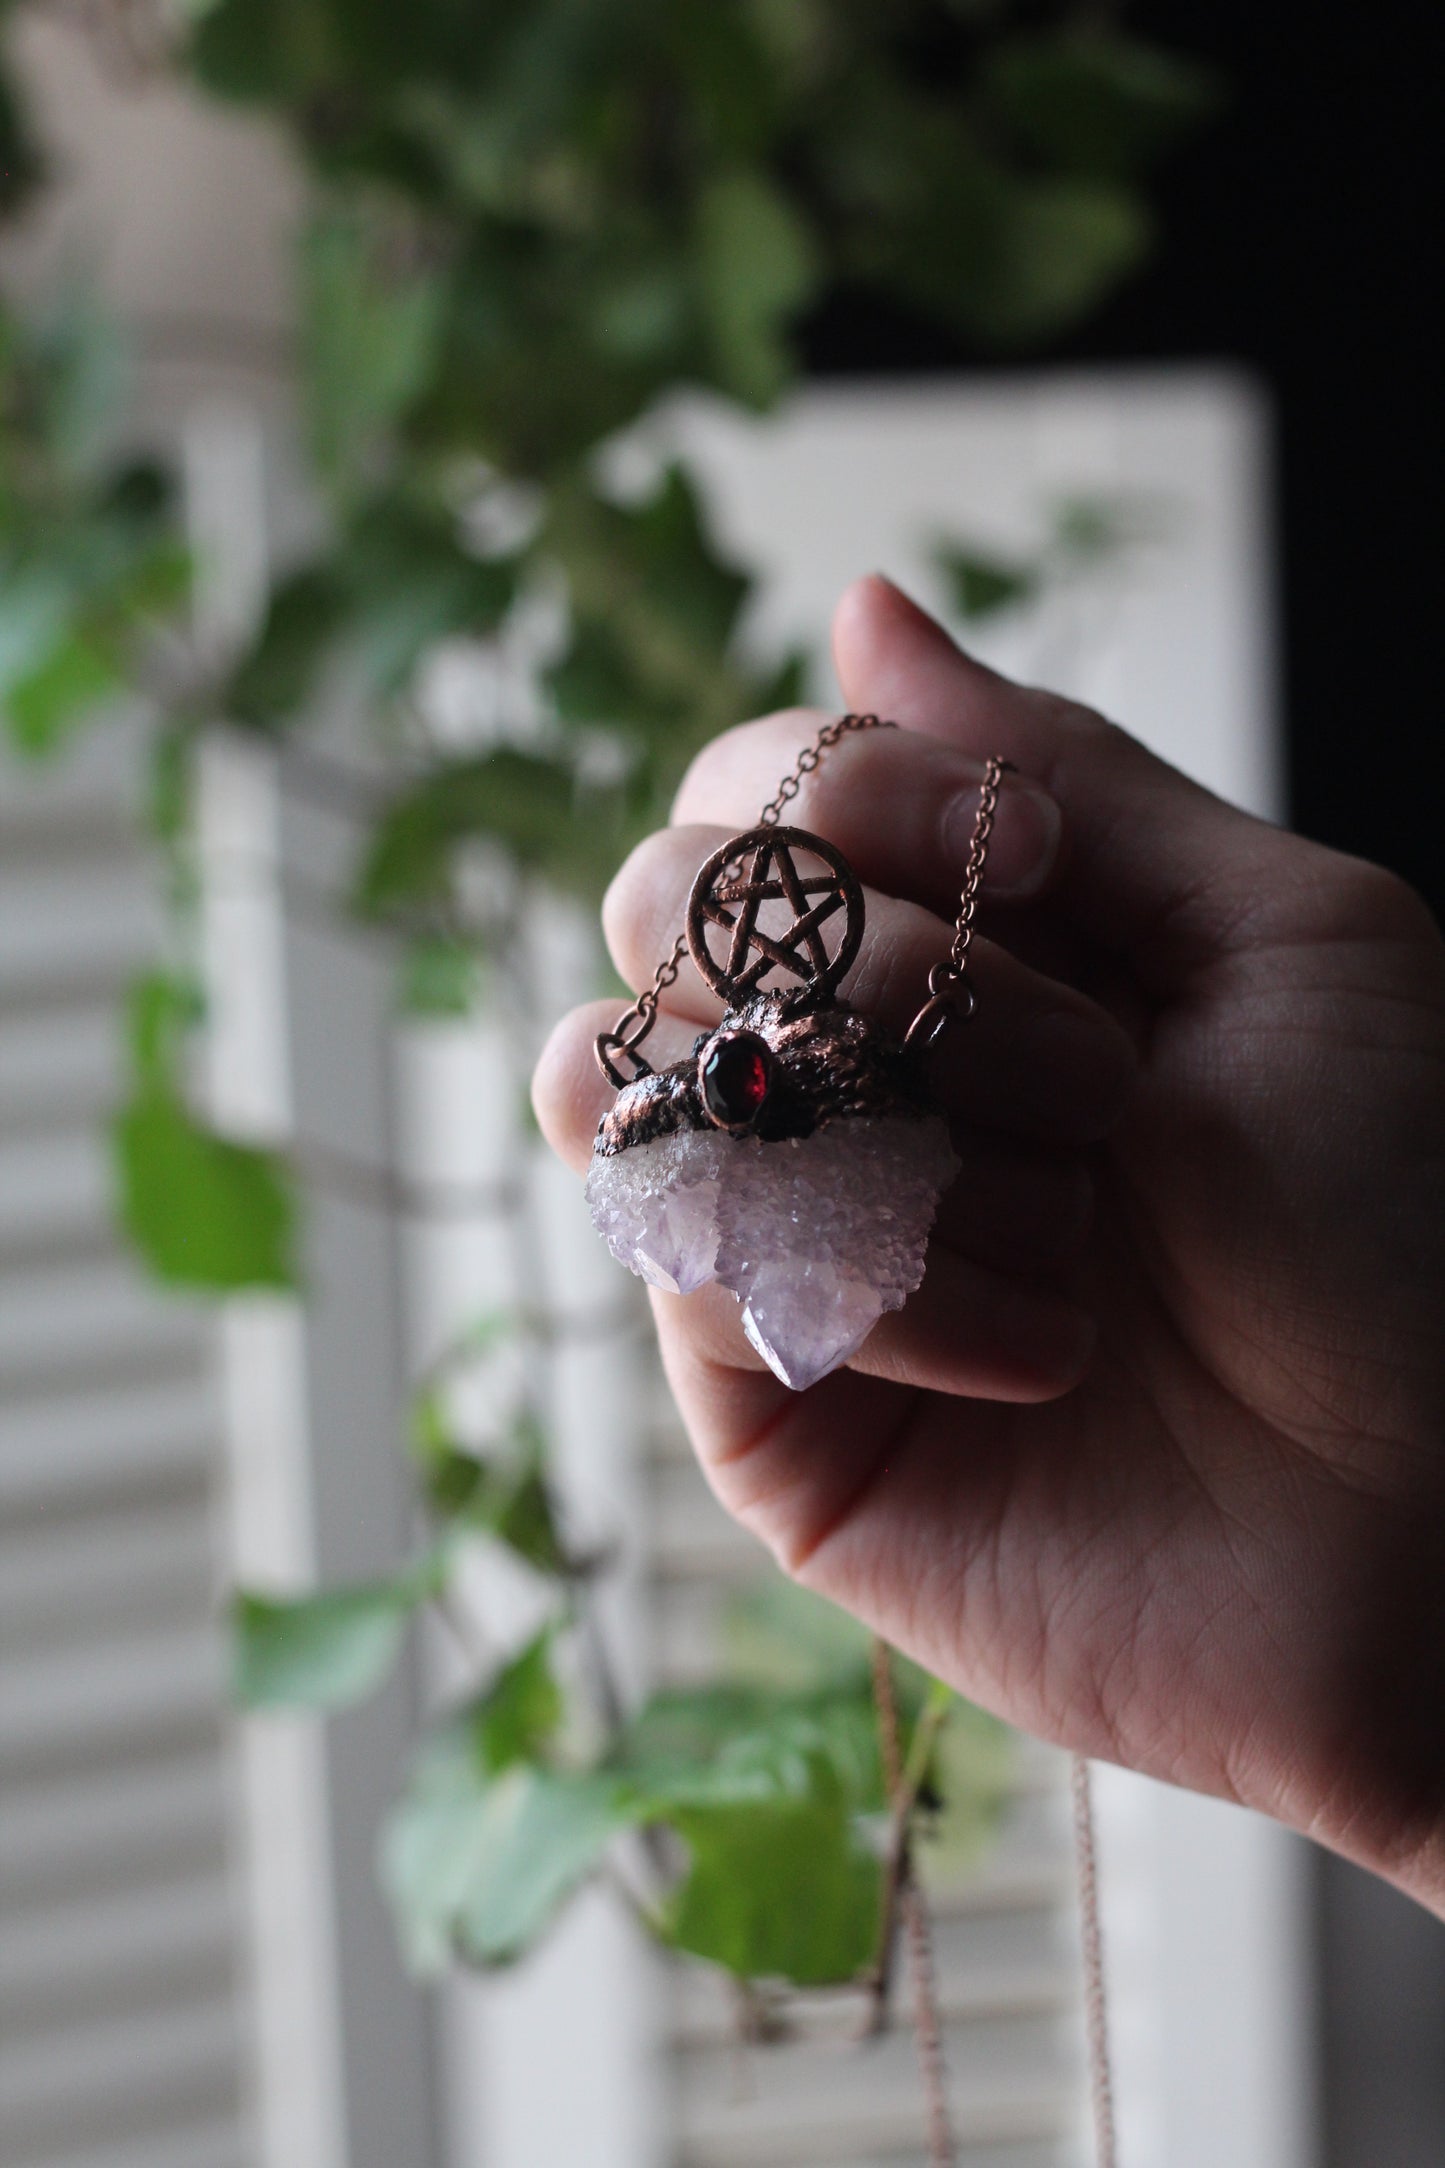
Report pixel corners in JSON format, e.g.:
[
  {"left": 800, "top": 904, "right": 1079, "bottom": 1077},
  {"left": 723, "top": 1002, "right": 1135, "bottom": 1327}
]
[{"left": 0, "top": 0, "right": 1211, "bottom": 2101}]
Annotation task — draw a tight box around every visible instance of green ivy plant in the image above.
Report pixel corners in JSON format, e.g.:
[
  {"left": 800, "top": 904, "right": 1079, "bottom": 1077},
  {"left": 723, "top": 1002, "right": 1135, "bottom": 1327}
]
[{"left": 0, "top": 0, "right": 1212, "bottom": 2017}]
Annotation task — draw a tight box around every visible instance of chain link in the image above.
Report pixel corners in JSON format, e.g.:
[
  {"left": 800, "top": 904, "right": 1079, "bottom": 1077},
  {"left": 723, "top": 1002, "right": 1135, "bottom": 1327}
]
[
  {"left": 947, "top": 752, "right": 1012, "bottom": 978},
  {"left": 594, "top": 716, "right": 1011, "bottom": 1085},
  {"left": 903, "top": 752, "right": 1016, "bottom": 1050},
  {"left": 756, "top": 709, "right": 896, "bottom": 827}
]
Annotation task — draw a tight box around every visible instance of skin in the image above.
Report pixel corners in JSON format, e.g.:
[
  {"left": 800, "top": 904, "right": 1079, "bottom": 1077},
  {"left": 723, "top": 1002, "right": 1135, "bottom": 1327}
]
[{"left": 533, "top": 574, "right": 1445, "bottom": 1914}]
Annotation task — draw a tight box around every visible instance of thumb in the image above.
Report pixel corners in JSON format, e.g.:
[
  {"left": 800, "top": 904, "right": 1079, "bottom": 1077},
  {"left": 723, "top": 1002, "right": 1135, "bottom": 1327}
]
[{"left": 833, "top": 574, "right": 1305, "bottom": 988}]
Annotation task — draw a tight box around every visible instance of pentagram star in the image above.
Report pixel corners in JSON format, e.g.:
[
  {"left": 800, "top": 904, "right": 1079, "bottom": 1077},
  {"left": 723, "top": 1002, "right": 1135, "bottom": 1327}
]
[{"left": 703, "top": 834, "right": 849, "bottom": 994}]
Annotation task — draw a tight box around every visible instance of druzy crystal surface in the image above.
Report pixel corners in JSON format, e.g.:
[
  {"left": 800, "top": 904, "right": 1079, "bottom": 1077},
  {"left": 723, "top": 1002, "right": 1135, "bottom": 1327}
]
[
  {"left": 586, "top": 1125, "right": 730, "bottom": 1295},
  {"left": 586, "top": 1115, "right": 959, "bottom": 1391}
]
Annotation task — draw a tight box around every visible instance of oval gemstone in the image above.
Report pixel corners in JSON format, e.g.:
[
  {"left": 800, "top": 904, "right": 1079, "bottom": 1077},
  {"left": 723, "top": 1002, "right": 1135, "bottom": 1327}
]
[{"left": 699, "top": 1031, "right": 773, "bottom": 1128}]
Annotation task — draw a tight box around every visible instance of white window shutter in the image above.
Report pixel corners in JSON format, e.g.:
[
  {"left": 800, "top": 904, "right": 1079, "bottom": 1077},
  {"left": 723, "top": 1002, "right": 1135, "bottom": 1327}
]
[{"left": 0, "top": 727, "right": 253, "bottom": 2168}]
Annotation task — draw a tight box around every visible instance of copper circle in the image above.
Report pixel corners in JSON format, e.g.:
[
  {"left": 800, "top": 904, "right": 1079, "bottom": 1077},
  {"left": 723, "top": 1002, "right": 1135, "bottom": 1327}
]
[{"left": 685, "top": 824, "right": 865, "bottom": 1004}]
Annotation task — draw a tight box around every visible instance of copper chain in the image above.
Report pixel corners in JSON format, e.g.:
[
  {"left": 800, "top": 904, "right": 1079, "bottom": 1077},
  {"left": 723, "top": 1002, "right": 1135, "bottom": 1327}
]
[
  {"left": 902, "top": 751, "right": 1015, "bottom": 1049},
  {"left": 871, "top": 1638, "right": 957, "bottom": 2168},
  {"left": 1071, "top": 1755, "right": 1118, "bottom": 2168},
  {"left": 593, "top": 716, "right": 1012, "bottom": 1086}
]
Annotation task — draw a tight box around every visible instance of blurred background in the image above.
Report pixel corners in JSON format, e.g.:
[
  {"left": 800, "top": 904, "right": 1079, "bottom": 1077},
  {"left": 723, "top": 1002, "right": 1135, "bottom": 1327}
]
[{"left": 0, "top": 7, "right": 1439, "bottom": 2168}]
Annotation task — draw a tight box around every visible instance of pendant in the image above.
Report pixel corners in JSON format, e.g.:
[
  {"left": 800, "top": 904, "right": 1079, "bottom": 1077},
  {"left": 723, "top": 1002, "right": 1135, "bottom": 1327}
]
[{"left": 586, "top": 824, "right": 958, "bottom": 1391}]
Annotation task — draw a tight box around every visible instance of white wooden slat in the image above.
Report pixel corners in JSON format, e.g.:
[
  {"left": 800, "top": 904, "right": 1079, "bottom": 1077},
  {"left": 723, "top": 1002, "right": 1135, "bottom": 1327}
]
[
  {"left": 675, "top": 2040, "right": 1077, "bottom": 2168},
  {"left": 0, "top": 1495, "right": 215, "bottom": 1642},
  {"left": 0, "top": 1996, "right": 243, "bottom": 2146},
  {"left": 0, "top": 1871, "right": 238, "bottom": 2023},
  {"left": 8, "top": 2122, "right": 250, "bottom": 2168},
  {"left": 0, "top": 1753, "right": 230, "bottom": 1902},
  {"left": 1, "top": 746, "right": 253, "bottom": 2168},
  {"left": 0, "top": 1008, "right": 120, "bottom": 1129},
  {"left": 0, "top": 1624, "right": 223, "bottom": 1764},
  {"left": 0, "top": 1128, "right": 112, "bottom": 1234},
  {"left": 0, "top": 1260, "right": 204, "bottom": 1395},
  {"left": 0, "top": 1374, "right": 219, "bottom": 1508},
  {"left": 0, "top": 865, "right": 160, "bottom": 996}
]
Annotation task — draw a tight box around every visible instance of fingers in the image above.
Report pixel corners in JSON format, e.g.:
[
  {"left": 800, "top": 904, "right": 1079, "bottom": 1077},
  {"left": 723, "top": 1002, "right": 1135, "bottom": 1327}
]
[
  {"left": 831, "top": 574, "right": 1313, "bottom": 987},
  {"left": 935, "top": 1136, "right": 1094, "bottom": 1273},
  {"left": 650, "top": 1238, "right": 1093, "bottom": 1409},
  {"left": 673, "top": 707, "right": 1064, "bottom": 915},
  {"left": 602, "top": 825, "right": 1136, "bottom": 1143},
  {"left": 649, "top": 1264, "right": 1087, "bottom": 1579}
]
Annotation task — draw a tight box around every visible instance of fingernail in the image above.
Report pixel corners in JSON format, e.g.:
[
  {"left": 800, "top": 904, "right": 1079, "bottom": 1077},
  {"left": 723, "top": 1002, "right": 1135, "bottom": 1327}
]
[
  {"left": 1016, "top": 1011, "right": 1136, "bottom": 1141},
  {"left": 945, "top": 773, "right": 1061, "bottom": 899}
]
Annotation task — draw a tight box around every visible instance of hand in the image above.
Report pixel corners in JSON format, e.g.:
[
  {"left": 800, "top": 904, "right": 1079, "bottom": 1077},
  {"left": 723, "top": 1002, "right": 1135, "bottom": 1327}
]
[{"left": 533, "top": 574, "right": 1445, "bottom": 1912}]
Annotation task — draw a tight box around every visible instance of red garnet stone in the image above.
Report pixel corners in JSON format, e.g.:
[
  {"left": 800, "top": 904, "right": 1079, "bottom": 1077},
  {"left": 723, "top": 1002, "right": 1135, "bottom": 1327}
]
[{"left": 699, "top": 1031, "right": 773, "bottom": 1129}]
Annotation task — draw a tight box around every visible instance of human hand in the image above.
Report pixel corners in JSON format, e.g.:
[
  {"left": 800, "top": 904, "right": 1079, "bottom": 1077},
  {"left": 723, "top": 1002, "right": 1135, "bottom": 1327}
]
[{"left": 533, "top": 574, "right": 1445, "bottom": 1911}]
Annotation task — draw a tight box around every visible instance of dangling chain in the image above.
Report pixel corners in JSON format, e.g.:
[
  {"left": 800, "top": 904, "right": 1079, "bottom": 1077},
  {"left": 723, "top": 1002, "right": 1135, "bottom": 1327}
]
[
  {"left": 902, "top": 751, "right": 1014, "bottom": 1049},
  {"left": 593, "top": 714, "right": 1014, "bottom": 1085},
  {"left": 1072, "top": 1755, "right": 1118, "bottom": 2168}
]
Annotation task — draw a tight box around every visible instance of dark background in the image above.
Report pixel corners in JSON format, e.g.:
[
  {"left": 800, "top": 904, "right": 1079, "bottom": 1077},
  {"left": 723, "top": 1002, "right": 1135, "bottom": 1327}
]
[
  {"left": 805, "top": 4, "right": 1444, "bottom": 2159},
  {"left": 805, "top": 0, "right": 1444, "bottom": 927}
]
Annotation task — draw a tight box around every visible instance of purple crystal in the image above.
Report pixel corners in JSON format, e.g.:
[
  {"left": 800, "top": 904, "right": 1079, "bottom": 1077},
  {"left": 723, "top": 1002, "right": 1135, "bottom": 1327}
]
[{"left": 586, "top": 1115, "right": 959, "bottom": 1389}]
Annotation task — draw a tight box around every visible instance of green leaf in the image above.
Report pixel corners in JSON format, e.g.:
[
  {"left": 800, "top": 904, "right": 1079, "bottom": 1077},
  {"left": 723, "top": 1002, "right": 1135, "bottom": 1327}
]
[
  {"left": 544, "top": 615, "right": 682, "bottom": 738},
  {"left": 342, "top": 501, "right": 517, "bottom": 696},
  {"left": 1049, "top": 491, "right": 1177, "bottom": 561},
  {"left": 986, "top": 179, "right": 1152, "bottom": 344},
  {"left": 617, "top": 1684, "right": 885, "bottom": 1819},
  {"left": 187, "top": 0, "right": 311, "bottom": 103},
  {"left": 124, "top": 970, "right": 202, "bottom": 1092},
  {"left": 918, "top": 1696, "right": 1015, "bottom": 1885},
  {"left": 462, "top": 1413, "right": 568, "bottom": 1575},
  {"left": 232, "top": 1581, "right": 415, "bottom": 1710},
  {"left": 721, "top": 1578, "right": 874, "bottom": 1694},
  {"left": 113, "top": 1089, "right": 296, "bottom": 1291},
  {"left": 382, "top": 1725, "right": 496, "bottom": 1973},
  {"left": 0, "top": 514, "right": 187, "bottom": 756},
  {"left": 663, "top": 1782, "right": 881, "bottom": 1984},
  {"left": 476, "top": 1627, "right": 563, "bottom": 1774},
  {"left": 223, "top": 565, "right": 349, "bottom": 730},
  {"left": 301, "top": 208, "right": 447, "bottom": 497},
  {"left": 398, "top": 933, "right": 483, "bottom": 1016},
  {"left": 475, "top": 1457, "right": 568, "bottom": 1575},
  {"left": 30, "top": 286, "right": 130, "bottom": 478},
  {"left": 148, "top": 726, "right": 196, "bottom": 848},
  {"left": 627, "top": 1704, "right": 884, "bottom": 1982},
  {"left": 697, "top": 169, "right": 818, "bottom": 407},
  {"left": 408, "top": 1384, "right": 482, "bottom": 1510},
  {"left": 409, "top": 1391, "right": 569, "bottom": 1572},
  {"left": 985, "top": 32, "right": 1220, "bottom": 182},
  {"left": 356, "top": 747, "right": 615, "bottom": 914},
  {"left": 383, "top": 1732, "right": 630, "bottom": 1974},
  {"left": 0, "top": 53, "right": 45, "bottom": 217},
  {"left": 935, "top": 545, "right": 1041, "bottom": 622},
  {"left": 621, "top": 464, "right": 751, "bottom": 660},
  {"left": 3, "top": 631, "right": 122, "bottom": 754},
  {"left": 455, "top": 1767, "right": 629, "bottom": 1965},
  {"left": 857, "top": 111, "right": 1154, "bottom": 348}
]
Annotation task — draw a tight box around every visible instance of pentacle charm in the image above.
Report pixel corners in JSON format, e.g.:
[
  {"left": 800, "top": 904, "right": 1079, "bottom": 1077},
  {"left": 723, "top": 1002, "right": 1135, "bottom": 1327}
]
[{"left": 586, "top": 822, "right": 960, "bottom": 1392}]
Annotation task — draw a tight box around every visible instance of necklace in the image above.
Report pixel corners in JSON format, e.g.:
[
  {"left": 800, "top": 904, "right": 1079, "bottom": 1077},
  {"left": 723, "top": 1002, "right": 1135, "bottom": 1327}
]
[
  {"left": 586, "top": 714, "right": 1012, "bottom": 1392},
  {"left": 586, "top": 713, "right": 1116, "bottom": 2168}
]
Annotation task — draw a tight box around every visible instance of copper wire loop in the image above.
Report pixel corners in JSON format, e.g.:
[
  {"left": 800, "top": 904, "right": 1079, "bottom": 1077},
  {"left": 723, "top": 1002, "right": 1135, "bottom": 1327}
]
[{"left": 593, "top": 720, "right": 1014, "bottom": 1084}]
